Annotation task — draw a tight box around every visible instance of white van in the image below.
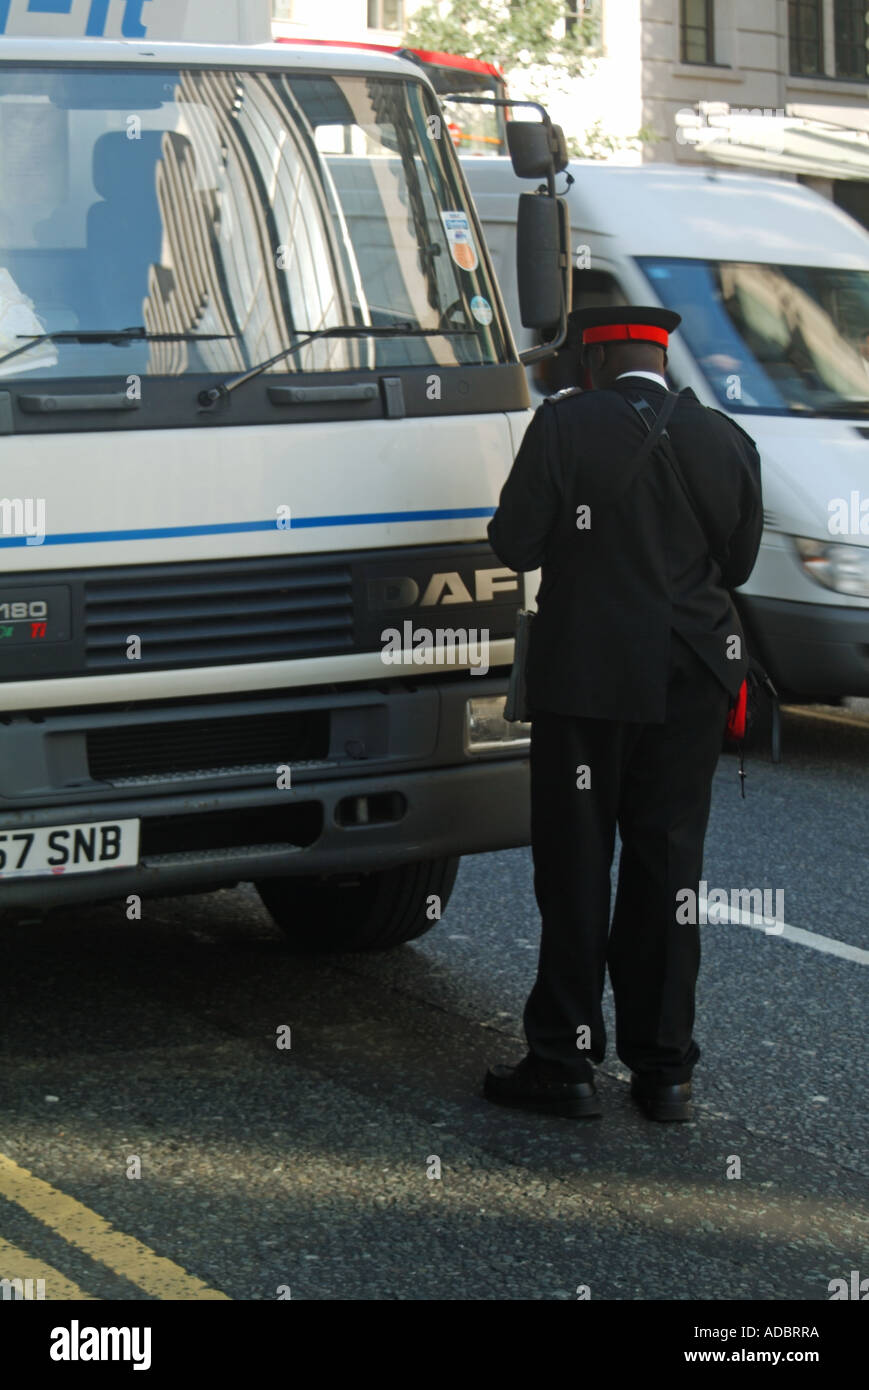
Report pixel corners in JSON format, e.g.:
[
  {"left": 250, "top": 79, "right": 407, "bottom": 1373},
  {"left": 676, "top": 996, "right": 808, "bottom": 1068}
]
[{"left": 464, "top": 159, "right": 869, "bottom": 703}]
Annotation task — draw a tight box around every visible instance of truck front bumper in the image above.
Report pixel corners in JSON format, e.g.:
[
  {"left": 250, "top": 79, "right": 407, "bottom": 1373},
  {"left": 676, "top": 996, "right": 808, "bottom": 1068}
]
[{"left": 0, "top": 674, "right": 530, "bottom": 910}]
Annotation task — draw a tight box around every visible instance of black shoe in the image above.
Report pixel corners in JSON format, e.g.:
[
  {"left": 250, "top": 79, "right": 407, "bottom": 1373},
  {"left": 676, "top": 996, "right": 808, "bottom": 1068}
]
[
  {"left": 484, "top": 1054, "right": 602, "bottom": 1118},
  {"left": 630, "top": 1072, "right": 693, "bottom": 1122}
]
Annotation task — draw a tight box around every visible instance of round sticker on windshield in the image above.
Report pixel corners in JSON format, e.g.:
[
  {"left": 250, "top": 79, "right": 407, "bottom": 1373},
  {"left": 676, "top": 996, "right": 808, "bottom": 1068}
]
[
  {"left": 470, "top": 295, "right": 493, "bottom": 326},
  {"left": 441, "top": 210, "right": 479, "bottom": 271}
]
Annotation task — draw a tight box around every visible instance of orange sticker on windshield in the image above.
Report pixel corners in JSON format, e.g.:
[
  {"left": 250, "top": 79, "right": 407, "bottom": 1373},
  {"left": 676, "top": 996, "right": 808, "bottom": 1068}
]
[{"left": 441, "top": 211, "right": 479, "bottom": 272}]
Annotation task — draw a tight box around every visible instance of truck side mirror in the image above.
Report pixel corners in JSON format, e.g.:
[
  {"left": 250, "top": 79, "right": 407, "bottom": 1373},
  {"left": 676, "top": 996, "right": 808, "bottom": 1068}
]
[
  {"left": 516, "top": 194, "right": 572, "bottom": 352},
  {"left": 550, "top": 124, "right": 568, "bottom": 173},
  {"left": 507, "top": 119, "right": 569, "bottom": 178}
]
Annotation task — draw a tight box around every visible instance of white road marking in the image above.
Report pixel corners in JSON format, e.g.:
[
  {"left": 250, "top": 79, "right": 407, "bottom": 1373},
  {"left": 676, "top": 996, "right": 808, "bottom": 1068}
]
[{"left": 699, "top": 898, "right": 869, "bottom": 965}]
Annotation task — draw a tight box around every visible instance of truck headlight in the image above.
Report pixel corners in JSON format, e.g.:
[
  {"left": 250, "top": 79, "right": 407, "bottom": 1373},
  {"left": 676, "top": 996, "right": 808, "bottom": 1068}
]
[
  {"left": 466, "top": 696, "right": 530, "bottom": 752},
  {"left": 793, "top": 537, "right": 869, "bottom": 598}
]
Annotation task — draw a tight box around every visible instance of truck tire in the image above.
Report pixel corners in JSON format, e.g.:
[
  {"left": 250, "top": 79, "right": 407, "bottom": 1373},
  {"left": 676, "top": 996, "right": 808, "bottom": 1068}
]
[{"left": 255, "top": 856, "right": 461, "bottom": 953}]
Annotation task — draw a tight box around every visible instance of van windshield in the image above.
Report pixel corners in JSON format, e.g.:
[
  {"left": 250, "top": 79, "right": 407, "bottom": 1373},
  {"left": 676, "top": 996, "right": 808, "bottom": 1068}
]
[
  {"left": 639, "top": 257, "right": 869, "bottom": 416},
  {"left": 0, "top": 65, "right": 506, "bottom": 382}
]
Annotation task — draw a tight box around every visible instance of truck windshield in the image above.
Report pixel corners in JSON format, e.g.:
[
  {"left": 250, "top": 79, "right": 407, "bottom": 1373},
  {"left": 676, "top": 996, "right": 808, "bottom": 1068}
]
[
  {"left": 639, "top": 257, "right": 869, "bottom": 416},
  {"left": 0, "top": 64, "right": 507, "bottom": 381}
]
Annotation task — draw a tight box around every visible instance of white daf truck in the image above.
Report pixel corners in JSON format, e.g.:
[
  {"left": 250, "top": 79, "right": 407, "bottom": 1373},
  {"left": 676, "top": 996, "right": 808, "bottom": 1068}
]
[
  {"left": 465, "top": 158, "right": 869, "bottom": 705},
  {"left": 0, "top": 0, "right": 569, "bottom": 947}
]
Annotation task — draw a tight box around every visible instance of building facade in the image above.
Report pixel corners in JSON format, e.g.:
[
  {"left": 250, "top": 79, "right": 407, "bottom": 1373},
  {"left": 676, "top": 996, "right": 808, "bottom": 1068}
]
[
  {"left": 641, "top": 0, "right": 869, "bottom": 220},
  {"left": 271, "top": 1, "right": 869, "bottom": 219},
  {"left": 272, "top": 0, "right": 419, "bottom": 43}
]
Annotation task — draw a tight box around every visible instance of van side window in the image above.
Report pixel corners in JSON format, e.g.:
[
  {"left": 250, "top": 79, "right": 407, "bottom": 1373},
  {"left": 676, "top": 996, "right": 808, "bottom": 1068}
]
[{"left": 532, "top": 268, "right": 627, "bottom": 396}]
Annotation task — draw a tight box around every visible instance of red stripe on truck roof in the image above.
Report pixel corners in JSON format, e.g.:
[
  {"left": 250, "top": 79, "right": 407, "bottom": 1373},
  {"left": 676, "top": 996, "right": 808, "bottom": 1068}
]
[{"left": 274, "top": 36, "right": 504, "bottom": 81}]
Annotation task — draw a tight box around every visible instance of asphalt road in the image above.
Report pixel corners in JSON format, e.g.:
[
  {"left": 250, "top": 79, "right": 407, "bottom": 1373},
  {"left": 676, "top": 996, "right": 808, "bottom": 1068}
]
[{"left": 1, "top": 702, "right": 867, "bottom": 1302}]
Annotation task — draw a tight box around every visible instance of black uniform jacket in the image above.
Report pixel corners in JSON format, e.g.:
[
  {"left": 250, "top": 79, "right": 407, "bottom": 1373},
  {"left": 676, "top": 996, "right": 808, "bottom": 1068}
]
[{"left": 488, "top": 377, "right": 763, "bottom": 722}]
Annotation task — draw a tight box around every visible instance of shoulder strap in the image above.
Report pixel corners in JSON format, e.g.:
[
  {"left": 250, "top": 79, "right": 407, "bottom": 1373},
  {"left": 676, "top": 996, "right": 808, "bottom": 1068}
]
[
  {"left": 626, "top": 388, "right": 707, "bottom": 537},
  {"left": 617, "top": 388, "right": 681, "bottom": 500},
  {"left": 543, "top": 386, "right": 682, "bottom": 503}
]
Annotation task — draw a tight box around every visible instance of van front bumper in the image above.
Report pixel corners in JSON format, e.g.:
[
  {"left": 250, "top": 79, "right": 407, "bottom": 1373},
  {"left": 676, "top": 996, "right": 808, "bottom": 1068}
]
[{"left": 737, "top": 595, "right": 869, "bottom": 698}]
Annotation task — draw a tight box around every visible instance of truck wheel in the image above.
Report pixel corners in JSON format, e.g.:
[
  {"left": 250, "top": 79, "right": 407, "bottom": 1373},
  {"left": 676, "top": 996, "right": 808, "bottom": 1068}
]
[{"left": 255, "top": 856, "right": 460, "bottom": 953}]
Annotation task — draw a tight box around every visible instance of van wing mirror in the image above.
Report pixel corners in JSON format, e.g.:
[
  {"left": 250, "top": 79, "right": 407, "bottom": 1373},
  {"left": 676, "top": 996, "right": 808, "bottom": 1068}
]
[
  {"left": 516, "top": 193, "right": 572, "bottom": 358},
  {"left": 507, "top": 119, "right": 569, "bottom": 178}
]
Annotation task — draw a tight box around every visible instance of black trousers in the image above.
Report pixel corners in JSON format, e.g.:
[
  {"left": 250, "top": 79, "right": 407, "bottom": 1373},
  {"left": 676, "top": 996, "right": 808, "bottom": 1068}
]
[{"left": 524, "top": 632, "right": 731, "bottom": 1085}]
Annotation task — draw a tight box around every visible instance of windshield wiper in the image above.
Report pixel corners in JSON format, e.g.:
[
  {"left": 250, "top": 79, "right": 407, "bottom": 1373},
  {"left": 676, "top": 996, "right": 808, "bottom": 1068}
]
[
  {"left": 197, "top": 323, "right": 476, "bottom": 407},
  {"left": 0, "top": 326, "right": 235, "bottom": 370}
]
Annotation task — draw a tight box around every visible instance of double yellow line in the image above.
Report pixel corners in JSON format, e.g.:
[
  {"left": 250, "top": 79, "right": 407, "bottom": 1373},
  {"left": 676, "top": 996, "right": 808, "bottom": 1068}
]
[{"left": 0, "top": 1153, "right": 229, "bottom": 1300}]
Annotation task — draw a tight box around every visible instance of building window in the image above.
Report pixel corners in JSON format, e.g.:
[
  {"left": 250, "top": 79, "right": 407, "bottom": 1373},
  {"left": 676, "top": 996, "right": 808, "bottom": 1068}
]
[
  {"left": 367, "top": 0, "right": 404, "bottom": 29},
  {"left": 834, "top": 0, "right": 869, "bottom": 79},
  {"left": 565, "top": 0, "right": 601, "bottom": 34},
  {"left": 680, "top": 0, "right": 714, "bottom": 64},
  {"left": 789, "top": 0, "right": 824, "bottom": 75}
]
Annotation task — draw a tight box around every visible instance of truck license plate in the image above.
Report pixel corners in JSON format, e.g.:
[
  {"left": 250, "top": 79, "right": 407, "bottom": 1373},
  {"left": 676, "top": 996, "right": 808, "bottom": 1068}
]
[{"left": 0, "top": 819, "right": 139, "bottom": 878}]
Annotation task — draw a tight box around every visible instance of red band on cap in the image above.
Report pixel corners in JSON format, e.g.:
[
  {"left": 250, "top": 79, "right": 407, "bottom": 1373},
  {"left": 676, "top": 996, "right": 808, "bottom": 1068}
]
[{"left": 582, "top": 324, "right": 669, "bottom": 346}]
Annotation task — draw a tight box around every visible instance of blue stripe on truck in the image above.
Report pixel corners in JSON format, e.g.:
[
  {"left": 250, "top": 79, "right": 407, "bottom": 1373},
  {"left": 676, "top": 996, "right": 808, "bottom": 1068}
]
[{"left": 0, "top": 506, "right": 496, "bottom": 548}]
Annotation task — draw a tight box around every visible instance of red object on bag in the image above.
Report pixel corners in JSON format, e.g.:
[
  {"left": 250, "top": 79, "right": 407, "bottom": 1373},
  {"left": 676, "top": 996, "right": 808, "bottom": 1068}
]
[{"left": 726, "top": 678, "right": 748, "bottom": 741}]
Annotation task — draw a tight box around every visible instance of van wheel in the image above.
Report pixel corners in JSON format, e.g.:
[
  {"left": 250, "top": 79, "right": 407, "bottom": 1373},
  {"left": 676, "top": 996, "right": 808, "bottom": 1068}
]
[{"left": 255, "top": 856, "right": 461, "bottom": 953}]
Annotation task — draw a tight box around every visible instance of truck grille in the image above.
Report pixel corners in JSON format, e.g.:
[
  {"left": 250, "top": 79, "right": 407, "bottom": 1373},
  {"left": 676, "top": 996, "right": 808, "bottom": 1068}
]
[
  {"left": 0, "top": 541, "right": 519, "bottom": 681},
  {"left": 87, "top": 709, "right": 330, "bottom": 783},
  {"left": 84, "top": 555, "right": 354, "bottom": 670}
]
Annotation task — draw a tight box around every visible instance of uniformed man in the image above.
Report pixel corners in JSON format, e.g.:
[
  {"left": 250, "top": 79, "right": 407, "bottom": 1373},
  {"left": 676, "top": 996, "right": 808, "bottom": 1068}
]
[{"left": 484, "top": 305, "right": 763, "bottom": 1121}]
